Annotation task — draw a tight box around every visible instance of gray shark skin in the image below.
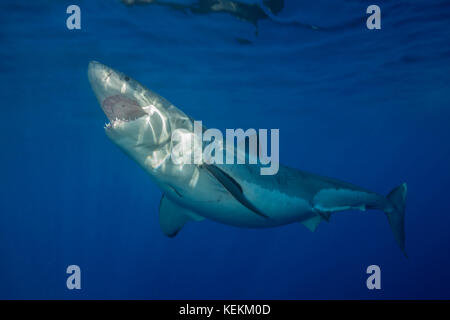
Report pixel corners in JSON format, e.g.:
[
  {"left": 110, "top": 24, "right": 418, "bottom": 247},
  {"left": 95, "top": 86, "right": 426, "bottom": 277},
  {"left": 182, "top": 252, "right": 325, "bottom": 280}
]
[{"left": 88, "top": 61, "right": 407, "bottom": 255}]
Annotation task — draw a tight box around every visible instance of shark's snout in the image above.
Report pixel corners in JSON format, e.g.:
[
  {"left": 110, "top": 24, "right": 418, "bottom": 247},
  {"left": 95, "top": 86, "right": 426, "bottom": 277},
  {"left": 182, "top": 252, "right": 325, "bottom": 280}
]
[{"left": 88, "top": 61, "right": 146, "bottom": 122}]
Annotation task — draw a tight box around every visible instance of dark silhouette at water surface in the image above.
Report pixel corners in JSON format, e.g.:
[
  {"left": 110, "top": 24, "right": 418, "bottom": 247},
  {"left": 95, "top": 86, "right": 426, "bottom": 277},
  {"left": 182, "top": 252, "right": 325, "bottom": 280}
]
[{"left": 121, "top": 0, "right": 320, "bottom": 32}]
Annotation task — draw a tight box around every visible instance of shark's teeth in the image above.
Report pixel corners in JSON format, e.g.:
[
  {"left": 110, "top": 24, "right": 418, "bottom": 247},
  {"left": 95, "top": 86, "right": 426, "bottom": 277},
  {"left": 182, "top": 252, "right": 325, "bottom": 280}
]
[{"left": 104, "top": 116, "right": 143, "bottom": 130}]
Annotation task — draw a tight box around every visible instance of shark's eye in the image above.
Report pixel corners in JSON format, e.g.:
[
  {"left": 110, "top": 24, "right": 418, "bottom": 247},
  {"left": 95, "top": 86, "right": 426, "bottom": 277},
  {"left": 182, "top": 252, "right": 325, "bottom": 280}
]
[{"left": 124, "top": 76, "right": 130, "bottom": 81}]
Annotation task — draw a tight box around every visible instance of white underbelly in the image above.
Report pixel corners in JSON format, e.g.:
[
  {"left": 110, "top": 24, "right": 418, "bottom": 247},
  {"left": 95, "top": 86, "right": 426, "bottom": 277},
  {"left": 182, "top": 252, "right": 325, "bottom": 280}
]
[{"left": 178, "top": 171, "right": 314, "bottom": 228}]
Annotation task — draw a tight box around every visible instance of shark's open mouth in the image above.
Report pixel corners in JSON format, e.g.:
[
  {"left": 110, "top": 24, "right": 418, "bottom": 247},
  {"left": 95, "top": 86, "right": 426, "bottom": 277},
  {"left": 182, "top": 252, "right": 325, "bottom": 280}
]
[{"left": 101, "top": 94, "right": 147, "bottom": 124}]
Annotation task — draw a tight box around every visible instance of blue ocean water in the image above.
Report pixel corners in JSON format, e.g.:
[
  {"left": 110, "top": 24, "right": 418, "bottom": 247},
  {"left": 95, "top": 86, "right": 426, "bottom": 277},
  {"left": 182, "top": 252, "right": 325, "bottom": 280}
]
[{"left": 0, "top": 0, "right": 450, "bottom": 299}]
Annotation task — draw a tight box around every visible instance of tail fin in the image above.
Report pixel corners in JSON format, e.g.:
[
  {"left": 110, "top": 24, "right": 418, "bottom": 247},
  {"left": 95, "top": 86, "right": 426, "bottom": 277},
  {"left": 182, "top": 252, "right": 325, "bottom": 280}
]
[{"left": 385, "top": 183, "right": 407, "bottom": 256}]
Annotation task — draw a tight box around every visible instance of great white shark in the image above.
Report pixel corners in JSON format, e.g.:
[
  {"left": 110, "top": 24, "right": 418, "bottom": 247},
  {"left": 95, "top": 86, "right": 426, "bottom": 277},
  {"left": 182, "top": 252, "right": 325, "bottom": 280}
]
[{"left": 88, "top": 61, "right": 407, "bottom": 255}]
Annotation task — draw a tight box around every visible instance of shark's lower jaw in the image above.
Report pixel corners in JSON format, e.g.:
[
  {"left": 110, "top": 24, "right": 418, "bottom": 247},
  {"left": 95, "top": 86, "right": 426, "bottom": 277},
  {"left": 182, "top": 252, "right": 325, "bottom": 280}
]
[
  {"left": 104, "top": 114, "right": 171, "bottom": 152},
  {"left": 104, "top": 113, "right": 138, "bottom": 129},
  {"left": 104, "top": 116, "right": 146, "bottom": 131}
]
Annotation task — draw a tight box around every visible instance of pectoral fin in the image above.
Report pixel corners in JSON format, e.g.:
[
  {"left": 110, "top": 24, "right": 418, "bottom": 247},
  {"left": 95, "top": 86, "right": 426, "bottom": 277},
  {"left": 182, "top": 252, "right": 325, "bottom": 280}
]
[
  {"left": 159, "top": 194, "right": 204, "bottom": 237},
  {"left": 301, "top": 215, "right": 322, "bottom": 232},
  {"left": 203, "top": 164, "right": 269, "bottom": 218}
]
